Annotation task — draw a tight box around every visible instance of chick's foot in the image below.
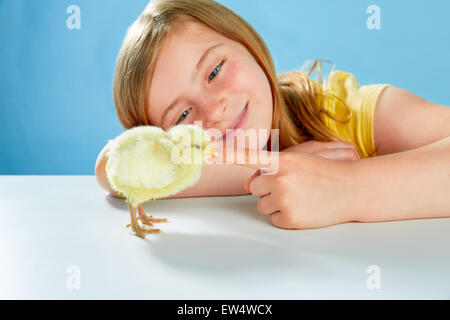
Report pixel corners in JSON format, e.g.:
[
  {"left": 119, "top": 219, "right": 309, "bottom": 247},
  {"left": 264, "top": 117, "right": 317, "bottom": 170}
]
[
  {"left": 127, "top": 204, "right": 162, "bottom": 239},
  {"left": 137, "top": 204, "right": 168, "bottom": 226}
]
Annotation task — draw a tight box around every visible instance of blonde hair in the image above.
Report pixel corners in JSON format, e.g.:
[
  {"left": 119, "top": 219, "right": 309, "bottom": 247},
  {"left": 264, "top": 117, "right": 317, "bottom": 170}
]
[{"left": 113, "top": 0, "right": 353, "bottom": 150}]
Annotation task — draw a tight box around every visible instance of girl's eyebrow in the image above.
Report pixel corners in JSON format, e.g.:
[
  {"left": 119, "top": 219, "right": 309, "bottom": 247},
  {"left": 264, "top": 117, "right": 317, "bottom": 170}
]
[{"left": 160, "top": 42, "right": 224, "bottom": 125}]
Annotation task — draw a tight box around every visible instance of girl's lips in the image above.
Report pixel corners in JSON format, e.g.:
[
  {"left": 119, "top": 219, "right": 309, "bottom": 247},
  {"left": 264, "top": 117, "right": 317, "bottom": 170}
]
[{"left": 220, "top": 102, "right": 249, "bottom": 141}]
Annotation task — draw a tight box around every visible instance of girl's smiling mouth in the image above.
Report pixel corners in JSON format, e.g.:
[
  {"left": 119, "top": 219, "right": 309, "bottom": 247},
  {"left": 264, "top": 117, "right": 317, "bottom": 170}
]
[{"left": 218, "top": 101, "right": 249, "bottom": 142}]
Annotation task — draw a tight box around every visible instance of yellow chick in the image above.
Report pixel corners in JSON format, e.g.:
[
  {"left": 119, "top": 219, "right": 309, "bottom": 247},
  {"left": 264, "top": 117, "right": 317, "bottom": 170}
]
[{"left": 105, "top": 124, "right": 215, "bottom": 239}]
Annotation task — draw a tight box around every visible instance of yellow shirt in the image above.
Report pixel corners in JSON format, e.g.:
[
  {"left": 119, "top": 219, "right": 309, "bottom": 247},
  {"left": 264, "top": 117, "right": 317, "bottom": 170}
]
[{"left": 315, "top": 71, "right": 390, "bottom": 158}]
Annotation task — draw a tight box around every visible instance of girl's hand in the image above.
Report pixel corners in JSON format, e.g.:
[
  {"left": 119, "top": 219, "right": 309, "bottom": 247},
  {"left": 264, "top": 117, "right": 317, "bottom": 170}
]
[
  {"left": 282, "top": 140, "right": 360, "bottom": 161},
  {"left": 233, "top": 150, "right": 359, "bottom": 230}
]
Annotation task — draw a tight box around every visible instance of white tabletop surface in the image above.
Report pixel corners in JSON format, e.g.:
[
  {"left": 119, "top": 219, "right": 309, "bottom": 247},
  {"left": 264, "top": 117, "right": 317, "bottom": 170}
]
[{"left": 0, "top": 175, "right": 449, "bottom": 299}]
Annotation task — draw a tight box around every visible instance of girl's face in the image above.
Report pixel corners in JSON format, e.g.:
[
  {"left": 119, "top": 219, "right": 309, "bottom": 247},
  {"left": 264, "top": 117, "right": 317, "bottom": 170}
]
[{"left": 147, "top": 21, "right": 273, "bottom": 147}]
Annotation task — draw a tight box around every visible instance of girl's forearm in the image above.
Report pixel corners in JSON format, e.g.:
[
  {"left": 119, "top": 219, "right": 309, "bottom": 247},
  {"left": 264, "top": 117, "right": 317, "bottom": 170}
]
[
  {"left": 351, "top": 136, "right": 450, "bottom": 223},
  {"left": 95, "top": 144, "right": 125, "bottom": 199}
]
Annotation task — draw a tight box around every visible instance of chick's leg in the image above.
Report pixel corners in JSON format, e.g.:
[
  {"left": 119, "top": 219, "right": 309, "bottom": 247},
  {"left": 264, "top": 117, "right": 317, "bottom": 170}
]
[
  {"left": 126, "top": 203, "right": 161, "bottom": 239},
  {"left": 137, "top": 204, "right": 168, "bottom": 226}
]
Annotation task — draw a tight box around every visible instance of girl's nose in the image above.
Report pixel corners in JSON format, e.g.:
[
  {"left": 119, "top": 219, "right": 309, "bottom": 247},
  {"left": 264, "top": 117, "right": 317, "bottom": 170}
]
[{"left": 200, "top": 97, "right": 227, "bottom": 128}]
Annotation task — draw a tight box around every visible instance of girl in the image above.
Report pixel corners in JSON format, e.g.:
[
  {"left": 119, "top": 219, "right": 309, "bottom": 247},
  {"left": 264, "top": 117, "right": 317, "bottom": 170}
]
[{"left": 95, "top": 0, "right": 450, "bottom": 230}]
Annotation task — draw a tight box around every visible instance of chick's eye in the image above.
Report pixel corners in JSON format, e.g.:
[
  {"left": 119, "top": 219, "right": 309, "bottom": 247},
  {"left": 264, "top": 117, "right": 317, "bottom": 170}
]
[
  {"left": 208, "top": 60, "right": 225, "bottom": 82},
  {"left": 176, "top": 108, "right": 191, "bottom": 124}
]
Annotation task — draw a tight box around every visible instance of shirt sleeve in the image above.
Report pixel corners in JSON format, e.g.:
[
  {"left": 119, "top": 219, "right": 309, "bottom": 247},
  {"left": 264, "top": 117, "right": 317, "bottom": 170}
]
[{"left": 319, "top": 70, "right": 390, "bottom": 158}]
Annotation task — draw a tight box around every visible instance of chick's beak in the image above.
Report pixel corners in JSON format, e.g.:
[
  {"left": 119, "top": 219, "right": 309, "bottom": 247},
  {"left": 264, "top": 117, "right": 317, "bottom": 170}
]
[{"left": 202, "top": 143, "right": 217, "bottom": 160}]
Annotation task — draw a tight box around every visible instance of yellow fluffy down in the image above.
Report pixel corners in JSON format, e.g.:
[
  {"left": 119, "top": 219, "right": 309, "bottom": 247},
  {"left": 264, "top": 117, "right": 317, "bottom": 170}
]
[{"left": 105, "top": 125, "right": 212, "bottom": 207}]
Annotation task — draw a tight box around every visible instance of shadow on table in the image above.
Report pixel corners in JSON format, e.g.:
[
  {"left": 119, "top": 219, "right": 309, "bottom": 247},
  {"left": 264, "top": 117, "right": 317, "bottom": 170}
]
[
  {"left": 105, "top": 193, "right": 266, "bottom": 225},
  {"left": 145, "top": 232, "right": 309, "bottom": 277},
  {"left": 105, "top": 195, "right": 332, "bottom": 279}
]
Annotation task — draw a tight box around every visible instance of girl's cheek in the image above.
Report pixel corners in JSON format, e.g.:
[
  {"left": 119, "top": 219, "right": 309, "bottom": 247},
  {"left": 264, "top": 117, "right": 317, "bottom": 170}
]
[
  {"left": 218, "top": 60, "right": 235, "bottom": 89},
  {"left": 222, "top": 59, "right": 257, "bottom": 109},
  {"left": 221, "top": 59, "right": 246, "bottom": 92}
]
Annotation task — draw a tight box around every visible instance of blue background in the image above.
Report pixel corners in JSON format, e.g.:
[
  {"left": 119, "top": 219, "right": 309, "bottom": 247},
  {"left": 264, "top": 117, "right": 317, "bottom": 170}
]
[{"left": 1, "top": 0, "right": 449, "bottom": 174}]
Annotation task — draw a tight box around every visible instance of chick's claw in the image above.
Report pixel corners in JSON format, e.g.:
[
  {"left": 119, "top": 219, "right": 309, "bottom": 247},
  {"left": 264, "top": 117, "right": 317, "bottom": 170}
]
[
  {"left": 127, "top": 203, "right": 164, "bottom": 239},
  {"left": 125, "top": 223, "right": 161, "bottom": 236},
  {"left": 137, "top": 205, "right": 168, "bottom": 226}
]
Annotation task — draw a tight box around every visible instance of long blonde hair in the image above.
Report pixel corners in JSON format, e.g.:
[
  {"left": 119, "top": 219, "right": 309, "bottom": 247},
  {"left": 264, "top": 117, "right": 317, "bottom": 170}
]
[{"left": 113, "top": 0, "right": 353, "bottom": 150}]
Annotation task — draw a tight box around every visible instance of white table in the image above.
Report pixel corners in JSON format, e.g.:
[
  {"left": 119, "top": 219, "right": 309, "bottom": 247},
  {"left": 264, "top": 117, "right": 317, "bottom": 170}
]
[{"left": 0, "top": 175, "right": 449, "bottom": 299}]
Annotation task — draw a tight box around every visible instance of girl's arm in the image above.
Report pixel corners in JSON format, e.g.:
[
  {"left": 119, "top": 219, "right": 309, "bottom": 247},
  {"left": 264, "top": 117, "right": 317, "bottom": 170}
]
[
  {"left": 374, "top": 86, "right": 450, "bottom": 155},
  {"left": 95, "top": 143, "right": 124, "bottom": 198},
  {"left": 239, "top": 137, "right": 449, "bottom": 230},
  {"left": 352, "top": 86, "right": 450, "bottom": 222},
  {"left": 94, "top": 140, "right": 361, "bottom": 200},
  {"left": 94, "top": 143, "right": 255, "bottom": 199},
  {"left": 352, "top": 136, "right": 450, "bottom": 222}
]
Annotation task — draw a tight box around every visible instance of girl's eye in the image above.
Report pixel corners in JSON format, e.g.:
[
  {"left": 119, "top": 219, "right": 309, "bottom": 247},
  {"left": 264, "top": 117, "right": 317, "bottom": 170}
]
[
  {"left": 208, "top": 60, "right": 225, "bottom": 82},
  {"left": 175, "top": 60, "right": 225, "bottom": 125},
  {"left": 176, "top": 108, "right": 191, "bottom": 124}
]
